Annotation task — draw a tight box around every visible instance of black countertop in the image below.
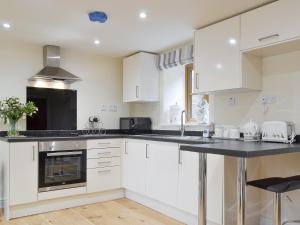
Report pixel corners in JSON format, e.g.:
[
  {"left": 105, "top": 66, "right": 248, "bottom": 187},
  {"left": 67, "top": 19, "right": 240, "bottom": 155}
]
[
  {"left": 2, "top": 132, "right": 300, "bottom": 158},
  {"left": 0, "top": 133, "right": 214, "bottom": 145},
  {"left": 180, "top": 140, "right": 300, "bottom": 158}
]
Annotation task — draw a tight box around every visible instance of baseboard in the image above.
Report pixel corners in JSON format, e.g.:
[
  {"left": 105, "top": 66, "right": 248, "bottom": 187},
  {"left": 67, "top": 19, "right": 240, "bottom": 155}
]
[
  {"left": 9, "top": 189, "right": 124, "bottom": 219},
  {"left": 125, "top": 190, "right": 198, "bottom": 225}
]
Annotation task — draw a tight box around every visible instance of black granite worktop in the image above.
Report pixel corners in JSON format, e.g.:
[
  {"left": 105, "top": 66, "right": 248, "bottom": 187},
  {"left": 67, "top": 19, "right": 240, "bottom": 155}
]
[
  {"left": 2, "top": 130, "right": 300, "bottom": 158},
  {"left": 180, "top": 140, "right": 300, "bottom": 158},
  {"left": 0, "top": 129, "right": 208, "bottom": 145}
]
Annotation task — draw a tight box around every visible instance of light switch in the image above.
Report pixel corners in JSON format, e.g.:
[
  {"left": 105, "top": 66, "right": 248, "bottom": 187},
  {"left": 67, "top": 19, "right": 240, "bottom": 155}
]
[
  {"left": 100, "top": 105, "right": 107, "bottom": 112},
  {"left": 109, "top": 105, "right": 117, "bottom": 112}
]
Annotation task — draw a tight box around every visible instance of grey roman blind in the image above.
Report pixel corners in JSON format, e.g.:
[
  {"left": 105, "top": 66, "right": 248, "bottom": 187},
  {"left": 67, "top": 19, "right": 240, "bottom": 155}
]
[{"left": 157, "top": 44, "right": 193, "bottom": 70}]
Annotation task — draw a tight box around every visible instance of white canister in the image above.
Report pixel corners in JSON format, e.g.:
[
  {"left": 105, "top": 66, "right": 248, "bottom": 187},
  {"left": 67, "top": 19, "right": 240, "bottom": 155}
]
[
  {"left": 229, "top": 128, "right": 240, "bottom": 139},
  {"left": 214, "top": 126, "right": 224, "bottom": 138},
  {"left": 223, "top": 128, "right": 230, "bottom": 138},
  {"left": 169, "top": 103, "right": 182, "bottom": 125}
]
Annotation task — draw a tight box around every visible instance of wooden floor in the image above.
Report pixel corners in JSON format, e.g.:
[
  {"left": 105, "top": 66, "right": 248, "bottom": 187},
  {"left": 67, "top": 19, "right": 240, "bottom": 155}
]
[{"left": 0, "top": 199, "right": 184, "bottom": 225}]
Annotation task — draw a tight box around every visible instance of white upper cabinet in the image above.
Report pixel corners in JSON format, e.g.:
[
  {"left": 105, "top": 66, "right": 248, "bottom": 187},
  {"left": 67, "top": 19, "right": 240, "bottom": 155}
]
[
  {"left": 241, "top": 0, "right": 300, "bottom": 51},
  {"left": 194, "top": 16, "right": 262, "bottom": 93},
  {"left": 9, "top": 142, "right": 38, "bottom": 206},
  {"left": 123, "top": 52, "right": 160, "bottom": 103}
]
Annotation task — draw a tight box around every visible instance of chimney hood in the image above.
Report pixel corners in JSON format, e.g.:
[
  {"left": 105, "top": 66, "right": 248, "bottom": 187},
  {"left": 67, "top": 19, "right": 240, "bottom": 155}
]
[{"left": 29, "top": 45, "right": 81, "bottom": 84}]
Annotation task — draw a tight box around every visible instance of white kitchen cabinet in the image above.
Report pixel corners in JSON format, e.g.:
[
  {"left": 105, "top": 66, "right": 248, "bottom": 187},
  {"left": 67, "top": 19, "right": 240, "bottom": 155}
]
[
  {"left": 123, "top": 52, "right": 160, "bottom": 102},
  {"left": 87, "top": 166, "right": 121, "bottom": 193},
  {"left": 177, "top": 151, "right": 224, "bottom": 225},
  {"left": 122, "top": 140, "right": 148, "bottom": 195},
  {"left": 9, "top": 142, "right": 38, "bottom": 206},
  {"left": 207, "top": 154, "right": 224, "bottom": 225},
  {"left": 241, "top": 0, "right": 300, "bottom": 51},
  {"left": 177, "top": 151, "right": 199, "bottom": 215},
  {"left": 146, "top": 142, "right": 179, "bottom": 206},
  {"left": 194, "top": 16, "right": 262, "bottom": 93},
  {"left": 87, "top": 139, "right": 121, "bottom": 193}
]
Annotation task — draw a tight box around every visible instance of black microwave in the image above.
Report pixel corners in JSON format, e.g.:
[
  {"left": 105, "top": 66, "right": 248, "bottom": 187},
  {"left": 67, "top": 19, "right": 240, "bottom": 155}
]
[{"left": 120, "top": 117, "right": 152, "bottom": 134}]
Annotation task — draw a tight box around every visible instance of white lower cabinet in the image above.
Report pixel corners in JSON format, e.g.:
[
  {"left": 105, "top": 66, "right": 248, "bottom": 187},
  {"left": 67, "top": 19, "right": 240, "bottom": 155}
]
[
  {"left": 86, "top": 139, "right": 121, "bottom": 193},
  {"left": 87, "top": 166, "right": 121, "bottom": 193},
  {"left": 146, "top": 142, "right": 179, "bottom": 206},
  {"left": 207, "top": 154, "right": 224, "bottom": 225},
  {"left": 122, "top": 139, "right": 224, "bottom": 225},
  {"left": 177, "top": 151, "right": 199, "bottom": 215},
  {"left": 122, "top": 140, "right": 148, "bottom": 195},
  {"left": 9, "top": 142, "right": 38, "bottom": 206}
]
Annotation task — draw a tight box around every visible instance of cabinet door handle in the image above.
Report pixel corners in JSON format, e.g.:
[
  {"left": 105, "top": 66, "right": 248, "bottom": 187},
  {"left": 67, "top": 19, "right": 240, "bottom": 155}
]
[
  {"left": 98, "top": 161, "right": 111, "bottom": 164},
  {"left": 136, "top": 86, "right": 140, "bottom": 98},
  {"left": 98, "top": 170, "right": 111, "bottom": 173},
  {"left": 32, "top": 146, "right": 36, "bottom": 161},
  {"left": 98, "top": 152, "right": 111, "bottom": 156},
  {"left": 195, "top": 73, "right": 199, "bottom": 90},
  {"left": 146, "top": 144, "right": 149, "bottom": 159},
  {"left": 178, "top": 149, "right": 182, "bottom": 165},
  {"left": 125, "top": 141, "right": 128, "bottom": 155},
  {"left": 258, "top": 34, "right": 279, "bottom": 42}
]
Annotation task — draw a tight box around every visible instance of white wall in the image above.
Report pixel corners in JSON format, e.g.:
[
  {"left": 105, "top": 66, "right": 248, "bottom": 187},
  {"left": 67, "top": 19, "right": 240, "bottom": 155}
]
[
  {"left": 0, "top": 38, "right": 129, "bottom": 131},
  {"left": 212, "top": 50, "right": 300, "bottom": 133},
  {"left": 215, "top": 51, "right": 300, "bottom": 225}
]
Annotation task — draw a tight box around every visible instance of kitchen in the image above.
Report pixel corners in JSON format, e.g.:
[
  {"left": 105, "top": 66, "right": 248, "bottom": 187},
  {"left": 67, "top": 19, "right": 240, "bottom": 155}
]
[{"left": 1, "top": 0, "right": 300, "bottom": 225}]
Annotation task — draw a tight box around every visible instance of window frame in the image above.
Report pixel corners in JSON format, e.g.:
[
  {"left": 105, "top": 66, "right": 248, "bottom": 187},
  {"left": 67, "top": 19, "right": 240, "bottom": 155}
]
[{"left": 185, "top": 64, "right": 209, "bottom": 123}]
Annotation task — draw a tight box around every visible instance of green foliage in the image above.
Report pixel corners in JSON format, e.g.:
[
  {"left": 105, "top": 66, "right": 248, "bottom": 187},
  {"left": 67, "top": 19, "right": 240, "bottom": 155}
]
[{"left": 0, "top": 97, "right": 38, "bottom": 124}]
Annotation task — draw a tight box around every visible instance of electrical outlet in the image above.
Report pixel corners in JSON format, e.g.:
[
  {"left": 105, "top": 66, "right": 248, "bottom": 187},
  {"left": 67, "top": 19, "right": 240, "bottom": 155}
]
[
  {"left": 261, "top": 96, "right": 277, "bottom": 105},
  {"left": 227, "top": 97, "right": 236, "bottom": 106},
  {"left": 100, "top": 105, "right": 107, "bottom": 112},
  {"left": 109, "top": 105, "right": 117, "bottom": 112}
]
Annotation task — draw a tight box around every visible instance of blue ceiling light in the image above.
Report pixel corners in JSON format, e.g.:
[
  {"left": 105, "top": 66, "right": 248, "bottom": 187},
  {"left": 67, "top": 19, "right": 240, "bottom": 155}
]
[{"left": 88, "top": 11, "right": 108, "bottom": 23}]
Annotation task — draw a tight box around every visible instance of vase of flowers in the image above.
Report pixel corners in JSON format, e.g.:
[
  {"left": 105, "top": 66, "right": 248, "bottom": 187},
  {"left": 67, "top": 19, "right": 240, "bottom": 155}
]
[{"left": 0, "top": 97, "right": 38, "bottom": 136}]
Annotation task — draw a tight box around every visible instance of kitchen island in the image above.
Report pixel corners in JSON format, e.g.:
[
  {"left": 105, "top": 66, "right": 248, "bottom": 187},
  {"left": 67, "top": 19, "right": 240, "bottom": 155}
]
[{"left": 180, "top": 140, "right": 300, "bottom": 225}]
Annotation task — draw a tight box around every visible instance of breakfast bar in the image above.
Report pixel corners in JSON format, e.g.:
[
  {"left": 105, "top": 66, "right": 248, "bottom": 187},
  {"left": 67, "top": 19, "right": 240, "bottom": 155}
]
[{"left": 180, "top": 140, "right": 300, "bottom": 225}]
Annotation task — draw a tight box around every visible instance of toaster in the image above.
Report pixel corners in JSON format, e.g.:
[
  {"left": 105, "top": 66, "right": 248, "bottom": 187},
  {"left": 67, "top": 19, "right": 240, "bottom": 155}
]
[{"left": 262, "top": 121, "right": 296, "bottom": 143}]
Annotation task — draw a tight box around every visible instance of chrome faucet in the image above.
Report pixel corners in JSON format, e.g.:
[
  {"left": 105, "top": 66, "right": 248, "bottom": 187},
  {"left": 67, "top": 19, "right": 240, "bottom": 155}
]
[{"left": 181, "top": 110, "right": 186, "bottom": 136}]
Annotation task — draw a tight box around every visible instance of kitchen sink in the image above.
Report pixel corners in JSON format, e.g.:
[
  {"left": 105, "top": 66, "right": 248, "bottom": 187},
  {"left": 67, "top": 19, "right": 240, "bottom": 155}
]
[{"left": 135, "top": 134, "right": 216, "bottom": 144}]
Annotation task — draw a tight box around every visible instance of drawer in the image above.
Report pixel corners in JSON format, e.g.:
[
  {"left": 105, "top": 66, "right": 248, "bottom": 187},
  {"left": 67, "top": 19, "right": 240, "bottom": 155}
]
[
  {"left": 87, "top": 166, "right": 121, "bottom": 193},
  {"left": 87, "top": 157, "right": 121, "bottom": 169},
  {"left": 87, "top": 148, "right": 121, "bottom": 159},
  {"left": 87, "top": 139, "right": 121, "bottom": 149}
]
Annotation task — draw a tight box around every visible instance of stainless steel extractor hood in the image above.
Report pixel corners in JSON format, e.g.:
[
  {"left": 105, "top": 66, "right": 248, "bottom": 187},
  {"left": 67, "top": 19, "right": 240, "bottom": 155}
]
[{"left": 29, "top": 45, "right": 81, "bottom": 84}]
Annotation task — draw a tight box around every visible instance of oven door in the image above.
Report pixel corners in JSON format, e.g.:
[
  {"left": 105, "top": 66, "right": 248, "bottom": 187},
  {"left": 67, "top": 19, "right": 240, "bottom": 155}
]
[{"left": 39, "top": 150, "right": 87, "bottom": 192}]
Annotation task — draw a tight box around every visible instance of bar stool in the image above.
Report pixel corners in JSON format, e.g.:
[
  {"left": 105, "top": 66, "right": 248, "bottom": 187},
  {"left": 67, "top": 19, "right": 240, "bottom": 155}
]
[{"left": 248, "top": 175, "right": 300, "bottom": 225}]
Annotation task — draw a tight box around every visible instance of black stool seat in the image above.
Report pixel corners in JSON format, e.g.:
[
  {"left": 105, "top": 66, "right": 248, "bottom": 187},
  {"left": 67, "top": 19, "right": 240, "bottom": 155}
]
[{"left": 248, "top": 175, "right": 300, "bottom": 193}]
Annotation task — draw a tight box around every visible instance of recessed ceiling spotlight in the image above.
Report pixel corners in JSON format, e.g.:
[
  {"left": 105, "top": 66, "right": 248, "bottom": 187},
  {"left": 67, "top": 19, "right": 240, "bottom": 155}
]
[
  {"left": 139, "top": 11, "right": 147, "bottom": 19},
  {"left": 94, "top": 40, "right": 100, "bottom": 45},
  {"left": 229, "top": 38, "right": 237, "bottom": 45},
  {"left": 216, "top": 63, "right": 223, "bottom": 69},
  {"left": 2, "top": 23, "right": 11, "bottom": 29}
]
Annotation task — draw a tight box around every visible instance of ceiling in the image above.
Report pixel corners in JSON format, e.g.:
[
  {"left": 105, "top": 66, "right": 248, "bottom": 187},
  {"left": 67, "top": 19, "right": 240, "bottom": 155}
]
[{"left": 0, "top": 0, "right": 275, "bottom": 57}]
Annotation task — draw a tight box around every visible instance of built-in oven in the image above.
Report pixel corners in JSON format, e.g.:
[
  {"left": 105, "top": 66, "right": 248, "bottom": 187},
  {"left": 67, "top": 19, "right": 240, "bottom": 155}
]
[{"left": 38, "top": 140, "right": 87, "bottom": 192}]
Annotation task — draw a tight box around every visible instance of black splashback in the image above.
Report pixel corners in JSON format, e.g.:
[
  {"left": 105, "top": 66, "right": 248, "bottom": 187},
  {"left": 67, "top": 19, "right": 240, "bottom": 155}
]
[{"left": 27, "top": 87, "right": 77, "bottom": 130}]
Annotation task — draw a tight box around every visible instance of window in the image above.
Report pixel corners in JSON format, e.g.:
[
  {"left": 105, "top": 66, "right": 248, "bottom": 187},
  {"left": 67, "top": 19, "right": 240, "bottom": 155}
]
[{"left": 185, "top": 64, "right": 209, "bottom": 124}]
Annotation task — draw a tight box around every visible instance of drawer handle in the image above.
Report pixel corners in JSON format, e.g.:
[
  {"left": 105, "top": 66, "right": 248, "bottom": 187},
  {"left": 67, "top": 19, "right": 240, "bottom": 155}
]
[
  {"left": 98, "top": 170, "right": 111, "bottom": 173},
  {"left": 98, "top": 152, "right": 111, "bottom": 155},
  {"left": 98, "top": 161, "right": 111, "bottom": 164},
  {"left": 98, "top": 142, "right": 111, "bottom": 145},
  {"left": 258, "top": 34, "right": 279, "bottom": 42}
]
